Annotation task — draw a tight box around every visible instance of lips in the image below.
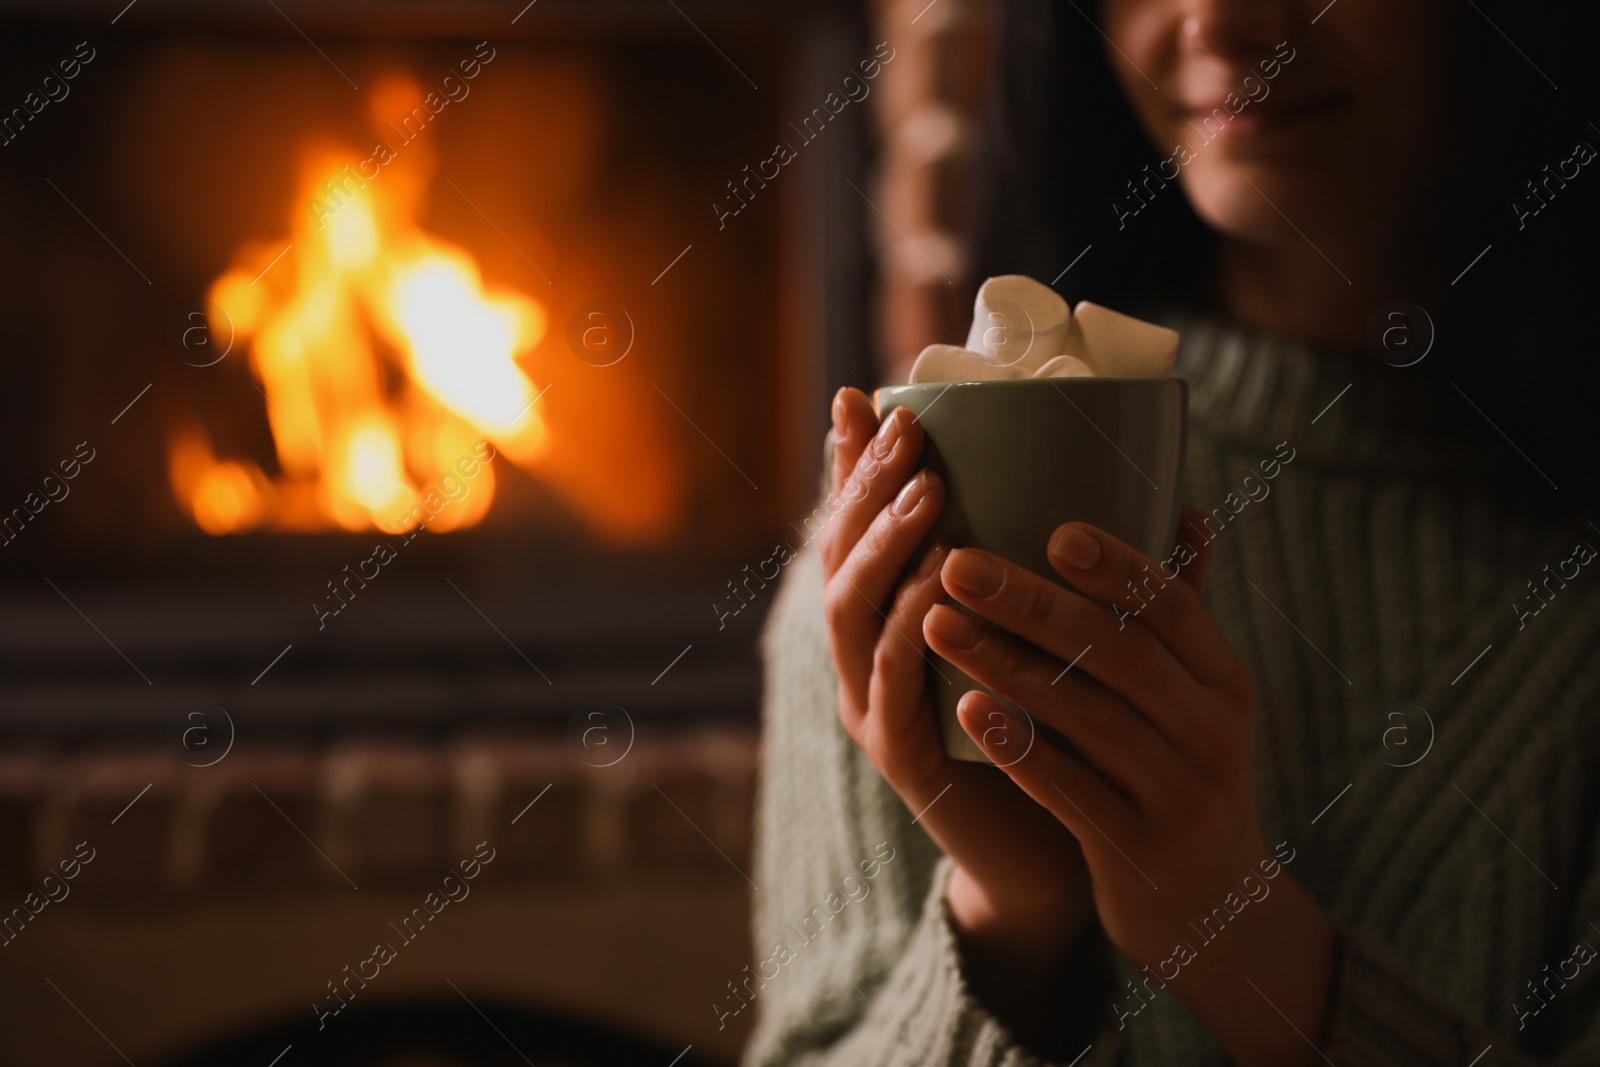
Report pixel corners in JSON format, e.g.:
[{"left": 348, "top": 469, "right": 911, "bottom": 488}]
[{"left": 1183, "top": 90, "right": 1354, "bottom": 130}]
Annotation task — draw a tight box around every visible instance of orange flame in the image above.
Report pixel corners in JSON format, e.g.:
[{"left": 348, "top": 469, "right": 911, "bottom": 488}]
[{"left": 169, "top": 75, "right": 552, "bottom": 537}]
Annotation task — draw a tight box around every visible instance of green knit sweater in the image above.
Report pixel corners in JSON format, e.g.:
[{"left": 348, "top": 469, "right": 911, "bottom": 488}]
[{"left": 741, "top": 318, "right": 1600, "bottom": 1066}]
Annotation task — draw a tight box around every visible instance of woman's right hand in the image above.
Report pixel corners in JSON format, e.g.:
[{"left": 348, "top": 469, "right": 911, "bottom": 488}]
[{"left": 818, "top": 387, "right": 1094, "bottom": 1049}]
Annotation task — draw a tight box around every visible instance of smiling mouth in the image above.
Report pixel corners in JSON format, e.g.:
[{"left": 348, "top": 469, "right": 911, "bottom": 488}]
[{"left": 1184, "top": 91, "right": 1355, "bottom": 134}]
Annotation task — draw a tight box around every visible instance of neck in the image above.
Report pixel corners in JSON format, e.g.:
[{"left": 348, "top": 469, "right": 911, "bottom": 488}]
[{"left": 1216, "top": 233, "right": 1440, "bottom": 349}]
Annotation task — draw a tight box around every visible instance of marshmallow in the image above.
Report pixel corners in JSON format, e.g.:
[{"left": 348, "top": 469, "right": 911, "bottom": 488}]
[
  {"left": 964, "top": 275, "right": 1071, "bottom": 374},
  {"left": 1032, "top": 354, "right": 1094, "bottom": 378},
  {"left": 1060, "top": 301, "right": 1179, "bottom": 377},
  {"left": 908, "top": 343, "right": 1027, "bottom": 384},
  {"left": 905, "top": 279, "right": 1180, "bottom": 385}
]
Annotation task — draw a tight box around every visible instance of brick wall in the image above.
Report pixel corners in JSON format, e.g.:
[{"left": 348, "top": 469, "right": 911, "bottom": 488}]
[{"left": 868, "top": 0, "right": 993, "bottom": 382}]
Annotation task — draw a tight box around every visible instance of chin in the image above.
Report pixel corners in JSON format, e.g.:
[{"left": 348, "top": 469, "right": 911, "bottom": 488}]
[{"left": 1180, "top": 164, "right": 1314, "bottom": 246}]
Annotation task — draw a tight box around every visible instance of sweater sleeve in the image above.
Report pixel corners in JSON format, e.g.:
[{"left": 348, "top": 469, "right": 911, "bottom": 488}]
[
  {"left": 739, "top": 543, "right": 1123, "bottom": 1067},
  {"left": 1322, "top": 928, "right": 1507, "bottom": 1065},
  {"left": 1321, "top": 926, "right": 1600, "bottom": 1066}
]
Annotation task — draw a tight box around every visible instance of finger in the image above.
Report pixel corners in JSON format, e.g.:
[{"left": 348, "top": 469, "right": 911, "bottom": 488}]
[
  {"left": 825, "top": 470, "right": 945, "bottom": 688},
  {"left": 923, "top": 602, "right": 1182, "bottom": 810},
  {"left": 835, "top": 469, "right": 945, "bottom": 615},
  {"left": 864, "top": 542, "right": 953, "bottom": 789},
  {"left": 818, "top": 406, "right": 923, "bottom": 574},
  {"left": 829, "top": 387, "right": 877, "bottom": 500},
  {"left": 816, "top": 388, "right": 878, "bottom": 574},
  {"left": 1172, "top": 507, "right": 1215, "bottom": 595},
  {"left": 957, "top": 692, "right": 1150, "bottom": 883},
  {"left": 1046, "top": 519, "right": 1238, "bottom": 690},
  {"left": 939, "top": 547, "right": 1206, "bottom": 749}
]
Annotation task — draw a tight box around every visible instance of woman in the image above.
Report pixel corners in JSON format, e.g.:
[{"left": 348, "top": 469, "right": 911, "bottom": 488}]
[{"left": 744, "top": 0, "right": 1600, "bottom": 1064}]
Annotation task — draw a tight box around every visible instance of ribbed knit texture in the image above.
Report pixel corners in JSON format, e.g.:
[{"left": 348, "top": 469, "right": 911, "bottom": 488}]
[{"left": 742, "top": 318, "right": 1600, "bottom": 1066}]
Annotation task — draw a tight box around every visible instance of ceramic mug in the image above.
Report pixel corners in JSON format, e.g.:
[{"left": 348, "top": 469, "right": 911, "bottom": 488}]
[{"left": 873, "top": 377, "right": 1188, "bottom": 762}]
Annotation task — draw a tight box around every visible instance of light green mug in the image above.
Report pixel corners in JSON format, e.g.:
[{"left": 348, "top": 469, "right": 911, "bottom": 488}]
[{"left": 874, "top": 377, "right": 1188, "bottom": 762}]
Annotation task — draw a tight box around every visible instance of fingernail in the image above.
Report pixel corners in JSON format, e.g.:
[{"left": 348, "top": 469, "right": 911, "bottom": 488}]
[
  {"left": 831, "top": 391, "right": 847, "bottom": 439},
  {"left": 871, "top": 410, "right": 904, "bottom": 460},
  {"left": 925, "top": 605, "right": 980, "bottom": 650},
  {"left": 1050, "top": 525, "right": 1102, "bottom": 570},
  {"left": 943, "top": 548, "right": 1003, "bottom": 598},
  {"left": 892, "top": 471, "right": 927, "bottom": 517}
]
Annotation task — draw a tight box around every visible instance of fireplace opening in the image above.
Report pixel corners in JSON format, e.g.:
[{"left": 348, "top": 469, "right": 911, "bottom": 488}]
[{"left": 6, "top": 27, "right": 787, "bottom": 564}]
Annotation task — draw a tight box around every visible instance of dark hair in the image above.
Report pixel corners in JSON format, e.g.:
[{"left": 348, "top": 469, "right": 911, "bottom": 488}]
[{"left": 974, "top": 0, "right": 1600, "bottom": 507}]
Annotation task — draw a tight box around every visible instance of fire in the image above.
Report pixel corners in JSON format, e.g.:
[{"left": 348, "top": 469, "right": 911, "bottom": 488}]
[{"left": 169, "top": 76, "right": 551, "bottom": 537}]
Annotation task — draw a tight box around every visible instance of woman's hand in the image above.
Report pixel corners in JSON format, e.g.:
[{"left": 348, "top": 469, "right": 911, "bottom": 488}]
[
  {"left": 923, "top": 511, "right": 1337, "bottom": 1067},
  {"left": 819, "top": 388, "right": 1094, "bottom": 1054}
]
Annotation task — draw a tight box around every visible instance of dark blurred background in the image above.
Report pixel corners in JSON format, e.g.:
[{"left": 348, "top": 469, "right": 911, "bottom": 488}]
[{"left": 0, "top": 0, "right": 992, "bottom": 1064}]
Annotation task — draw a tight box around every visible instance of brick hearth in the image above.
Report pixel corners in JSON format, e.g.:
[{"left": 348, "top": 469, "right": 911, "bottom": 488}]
[{"left": 0, "top": 731, "right": 758, "bottom": 1067}]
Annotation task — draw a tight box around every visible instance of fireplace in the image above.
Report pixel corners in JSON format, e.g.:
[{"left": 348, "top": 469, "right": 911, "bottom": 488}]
[
  {"left": 0, "top": 1, "right": 877, "bottom": 1064},
  {"left": 0, "top": 0, "right": 876, "bottom": 735}
]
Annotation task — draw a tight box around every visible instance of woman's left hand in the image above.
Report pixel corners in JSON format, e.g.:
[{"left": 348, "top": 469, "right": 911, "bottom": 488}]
[{"left": 921, "top": 507, "right": 1338, "bottom": 1067}]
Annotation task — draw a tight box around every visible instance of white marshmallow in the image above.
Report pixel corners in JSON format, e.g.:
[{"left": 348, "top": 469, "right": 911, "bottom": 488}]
[
  {"left": 1060, "top": 301, "right": 1179, "bottom": 377},
  {"left": 908, "top": 343, "right": 1026, "bottom": 384},
  {"left": 1032, "top": 354, "right": 1095, "bottom": 378},
  {"left": 964, "top": 275, "right": 1071, "bottom": 374}
]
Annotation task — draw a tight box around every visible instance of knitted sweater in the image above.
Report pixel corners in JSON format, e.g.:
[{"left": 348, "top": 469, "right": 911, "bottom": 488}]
[{"left": 740, "top": 318, "right": 1600, "bottom": 1066}]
